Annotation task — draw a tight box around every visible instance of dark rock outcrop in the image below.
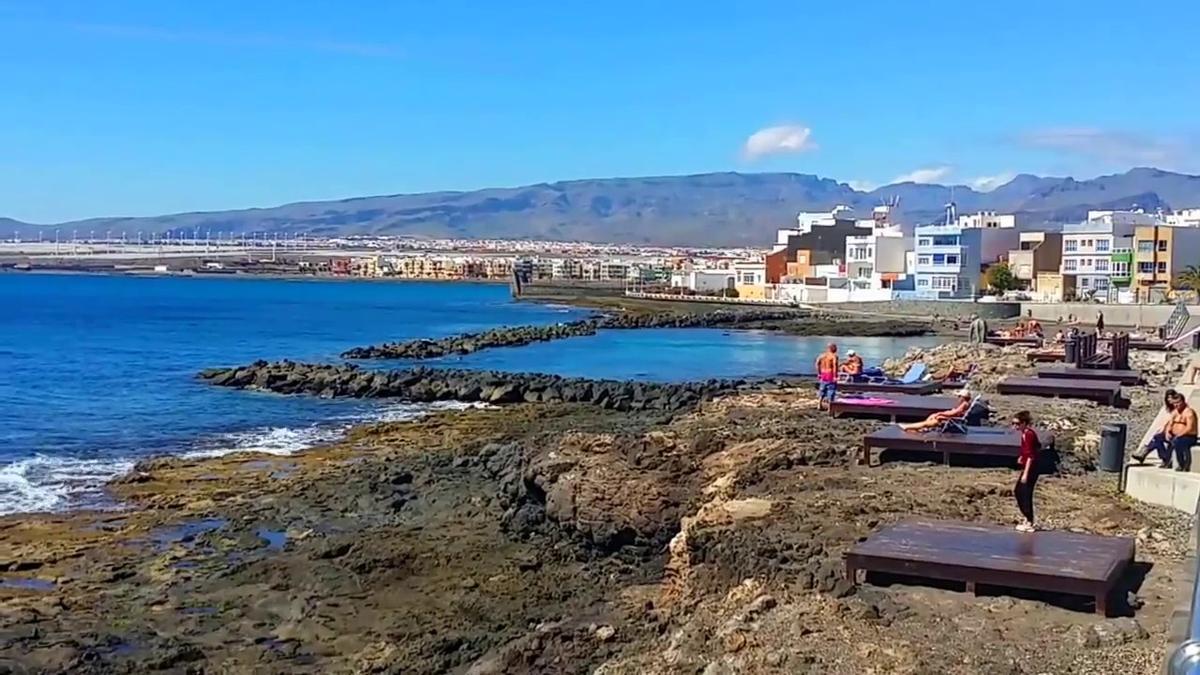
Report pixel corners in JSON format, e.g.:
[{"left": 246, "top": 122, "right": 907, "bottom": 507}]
[
  {"left": 340, "top": 309, "right": 826, "bottom": 360},
  {"left": 199, "top": 360, "right": 785, "bottom": 413}
]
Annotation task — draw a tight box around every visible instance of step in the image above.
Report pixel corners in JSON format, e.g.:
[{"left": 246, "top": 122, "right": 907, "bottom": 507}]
[{"left": 1124, "top": 465, "right": 1200, "bottom": 514}]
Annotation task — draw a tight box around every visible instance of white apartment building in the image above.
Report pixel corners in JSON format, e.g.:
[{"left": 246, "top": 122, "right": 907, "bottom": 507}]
[
  {"left": 957, "top": 211, "right": 1017, "bottom": 229},
  {"left": 845, "top": 208, "right": 911, "bottom": 292},
  {"left": 670, "top": 270, "right": 736, "bottom": 293},
  {"left": 1166, "top": 208, "right": 1200, "bottom": 228},
  {"left": 1086, "top": 210, "right": 1161, "bottom": 227},
  {"left": 1059, "top": 219, "right": 1136, "bottom": 297}
]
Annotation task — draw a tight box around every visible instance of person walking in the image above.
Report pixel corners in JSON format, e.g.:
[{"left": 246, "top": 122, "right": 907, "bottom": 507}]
[
  {"left": 1096, "top": 310, "right": 1105, "bottom": 333},
  {"left": 815, "top": 343, "right": 839, "bottom": 411},
  {"left": 1012, "top": 411, "right": 1041, "bottom": 532}
]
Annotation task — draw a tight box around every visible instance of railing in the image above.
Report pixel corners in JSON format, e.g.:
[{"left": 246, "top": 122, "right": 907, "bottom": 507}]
[{"left": 1166, "top": 302, "right": 1192, "bottom": 340}]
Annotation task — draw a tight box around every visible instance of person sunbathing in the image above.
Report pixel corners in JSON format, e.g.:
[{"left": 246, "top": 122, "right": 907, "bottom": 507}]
[
  {"left": 898, "top": 390, "right": 974, "bottom": 432},
  {"left": 840, "top": 350, "right": 864, "bottom": 378}
]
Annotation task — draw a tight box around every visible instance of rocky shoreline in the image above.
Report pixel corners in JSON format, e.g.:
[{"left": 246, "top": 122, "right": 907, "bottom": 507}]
[
  {"left": 1, "top": 342, "right": 1190, "bottom": 674},
  {"left": 341, "top": 308, "right": 932, "bottom": 360},
  {"left": 199, "top": 360, "right": 798, "bottom": 413}
]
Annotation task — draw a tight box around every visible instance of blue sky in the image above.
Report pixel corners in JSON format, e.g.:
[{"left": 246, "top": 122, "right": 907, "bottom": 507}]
[{"left": 2, "top": 0, "right": 1198, "bottom": 223}]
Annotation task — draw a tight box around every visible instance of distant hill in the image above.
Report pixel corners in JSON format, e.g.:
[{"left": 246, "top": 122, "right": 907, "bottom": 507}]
[{"left": 9, "top": 167, "right": 1200, "bottom": 247}]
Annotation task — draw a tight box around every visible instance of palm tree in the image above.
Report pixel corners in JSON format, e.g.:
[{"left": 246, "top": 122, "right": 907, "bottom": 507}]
[{"left": 1176, "top": 265, "right": 1200, "bottom": 301}]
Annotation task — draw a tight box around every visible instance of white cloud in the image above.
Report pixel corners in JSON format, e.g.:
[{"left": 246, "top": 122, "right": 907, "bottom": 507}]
[
  {"left": 969, "top": 172, "right": 1017, "bottom": 192},
  {"left": 891, "top": 166, "right": 952, "bottom": 184},
  {"left": 1017, "top": 128, "right": 1187, "bottom": 168},
  {"left": 742, "top": 125, "right": 817, "bottom": 160},
  {"left": 847, "top": 180, "right": 876, "bottom": 192}
]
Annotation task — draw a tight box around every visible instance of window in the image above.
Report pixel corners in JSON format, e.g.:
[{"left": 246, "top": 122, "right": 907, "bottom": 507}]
[
  {"left": 1095, "top": 259, "right": 1110, "bottom": 272},
  {"left": 1080, "top": 277, "right": 1090, "bottom": 289},
  {"left": 1079, "top": 258, "right": 1091, "bottom": 269},
  {"left": 1113, "top": 261, "right": 1129, "bottom": 275},
  {"left": 917, "top": 277, "right": 929, "bottom": 287},
  {"left": 918, "top": 238, "right": 931, "bottom": 247},
  {"left": 917, "top": 255, "right": 931, "bottom": 265},
  {"left": 932, "top": 253, "right": 945, "bottom": 265},
  {"left": 932, "top": 276, "right": 957, "bottom": 290},
  {"left": 1065, "top": 239, "right": 1079, "bottom": 252},
  {"left": 1096, "top": 239, "right": 1110, "bottom": 252},
  {"left": 931, "top": 235, "right": 959, "bottom": 246},
  {"left": 797, "top": 254, "right": 807, "bottom": 263},
  {"left": 1095, "top": 277, "right": 1110, "bottom": 290},
  {"left": 1158, "top": 240, "right": 1169, "bottom": 252},
  {"left": 1138, "top": 262, "right": 1154, "bottom": 274},
  {"left": 1158, "top": 261, "right": 1167, "bottom": 273},
  {"left": 946, "top": 254, "right": 959, "bottom": 265},
  {"left": 1063, "top": 259, "right": 1078, "bottom": 271},
  {"left": 1137, "top": 240, "right": 1154, "bottom": 253},
  {"left": 1083, "top": 239, "right": 1093, "bottom": 248}
]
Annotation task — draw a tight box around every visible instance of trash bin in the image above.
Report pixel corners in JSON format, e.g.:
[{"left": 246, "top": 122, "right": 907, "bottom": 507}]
[
  {"left": 1099, "top": 423, "right": 1127, "bottom": 473},
  {"left": 1192, "top": 330, "right": 1200, "bottom": 350}
]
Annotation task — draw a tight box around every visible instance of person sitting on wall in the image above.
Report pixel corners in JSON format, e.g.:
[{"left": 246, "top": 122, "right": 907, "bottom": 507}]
[
  {"left": 840, "top": 350, "right": 864, "bottom": 379},
  {"left": 898, "top": 389, "right": 974, "bottom": 432},
  {"left": 1132, "top": 390, "right": 1198, "bottom": 471}
]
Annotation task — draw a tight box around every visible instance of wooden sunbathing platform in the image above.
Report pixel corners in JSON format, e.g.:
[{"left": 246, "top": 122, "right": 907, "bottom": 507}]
[
  {"left": 996, "top": 377, "right": 1122, "bottom": 405},
  {"left": 985, "top": 335, "right": 1041, "bottom": 346},
  {"left": 1026, "top": 349, "right": 1065, "bottom": 363},
  {"left": 844, "top": 519, "right": 1135, "bottom": 615},
  {"left": 1036, "top": 364, "right": 1144, "bottom": 386},
  {"left": 838, "top": 380, "right": 943, "bottom": 395},
  {"left": 829, "top": 394, "right": 964, "bottom": 423},
  {"left": 860, "top": 426, "right": 1054, "bottom": 466}
]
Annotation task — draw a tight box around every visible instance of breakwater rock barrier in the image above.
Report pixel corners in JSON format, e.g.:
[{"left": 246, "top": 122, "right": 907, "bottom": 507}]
[
  {"left": 341, "top": 309, "right": 810, "bottom": 360},
  {"left": 200, "top": 360, "right": 789, "bottom": 412}
]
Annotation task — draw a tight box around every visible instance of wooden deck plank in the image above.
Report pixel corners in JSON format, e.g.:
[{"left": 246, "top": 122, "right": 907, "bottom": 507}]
[
  {"left": 1036, "top": 365, "right": 1144, "bottom": 386},
  {"left": 860, "top": 426, "right": 1053, "bottom": 466},
  {"left": 996, "top": 377, "right": 1121, "bottom": 405},
  {"left": 829, "top": 394, "right": 961, "bottom": 423},
  {"left": 845, "top": 519, "right": 1136, "bottom": 614},
  {"left": 838, "top": 380, "right": 943, "bottom": 395}
]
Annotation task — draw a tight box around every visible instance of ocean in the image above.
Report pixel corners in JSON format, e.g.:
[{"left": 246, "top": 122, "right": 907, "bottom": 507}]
[{"left": 0, "top": 273, "right": 939, "bottom": 515}]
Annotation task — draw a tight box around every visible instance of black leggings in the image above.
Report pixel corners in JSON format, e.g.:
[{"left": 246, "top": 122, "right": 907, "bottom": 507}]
[{"left": 1014, "top": 462, "right": 1040, "bottom": 523}]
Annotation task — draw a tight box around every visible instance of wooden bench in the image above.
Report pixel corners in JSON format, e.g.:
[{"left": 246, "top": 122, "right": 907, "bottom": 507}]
[
  {"left": 838, "top": 380, "right": 943, "bottom": 395},
  {"left": 1036, "top": 365, "right": 1144, "bottom": 386},
  {"left": 996, "top": 377, "right": 1121, "bottom": 406},
  {"left": 844, "top": 519, "right": 1135, "bottom": 615},
  {"left": 860, "top": 426, "right": 1053, "bottom": 466},
  {"left": 829, "top": 394, "right": 966, "bottom": 423}
]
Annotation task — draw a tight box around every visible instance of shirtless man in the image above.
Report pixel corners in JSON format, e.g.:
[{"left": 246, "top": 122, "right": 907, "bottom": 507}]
[
  {"left": 1133, "top": 390, "right": 1199, "bottom": 471},
  {"left": 840, "top": 349, "right": 864, "bottom": 379},
  {"left": 815, "top": 343, "right": 838, "bottom": 411},
  {"left": 898, "top": 389, "right": 974, "bottom": 432}
]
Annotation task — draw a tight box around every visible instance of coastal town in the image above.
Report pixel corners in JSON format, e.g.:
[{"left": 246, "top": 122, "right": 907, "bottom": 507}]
[{"left": 5, "top": 203, "right": 1200, "bottom": 308}]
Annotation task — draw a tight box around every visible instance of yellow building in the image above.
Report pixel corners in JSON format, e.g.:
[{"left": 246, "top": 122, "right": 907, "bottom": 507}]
[{"left": 1134, "top": 225, "right": 1200, "bottom": 297}]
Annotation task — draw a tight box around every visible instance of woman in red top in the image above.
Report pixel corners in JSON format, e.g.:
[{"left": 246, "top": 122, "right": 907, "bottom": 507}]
[{"left": 1013, "top": 410, "right": 1040, "bottom": 532}]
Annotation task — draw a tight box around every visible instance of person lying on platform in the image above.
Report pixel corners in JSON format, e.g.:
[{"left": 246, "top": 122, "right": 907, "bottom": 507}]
[
  {"left": 1132, "top": 389, "right": 1198, "bottom": 471},
  {"left": 897, "top": 389, "right": 973, "bottom": 432},
  {"left": 840, "top": 350, "right": 864, "bottom": 379},
  {"left": 1012, "top": 410, "right": 1041, "bottom": 532}
]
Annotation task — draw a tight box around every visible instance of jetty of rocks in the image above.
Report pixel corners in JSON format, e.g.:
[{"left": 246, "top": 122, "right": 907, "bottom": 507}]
[
  {"left": 341, "top": 309, "right": 817, "bottom": 360},
  {"left": 199, "top": 360, "right": 790, "bottom": 412}
]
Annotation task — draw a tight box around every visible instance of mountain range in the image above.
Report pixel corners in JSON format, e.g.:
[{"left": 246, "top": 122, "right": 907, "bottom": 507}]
[{"left": 9, "top": 167, "right": 1200, "bottom": 247}]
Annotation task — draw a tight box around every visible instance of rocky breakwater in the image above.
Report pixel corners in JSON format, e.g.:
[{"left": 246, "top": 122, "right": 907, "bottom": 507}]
[
  {"left": 199, "top": 360, "right": 771, "bottom": 412},
  {"left": 340, "top": 308, "right": 812, "bottom": 360}
]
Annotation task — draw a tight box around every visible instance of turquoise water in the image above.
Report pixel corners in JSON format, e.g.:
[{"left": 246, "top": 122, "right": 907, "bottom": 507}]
[{"left": 0, "top": 273, "right": 938, "bottom": 514}]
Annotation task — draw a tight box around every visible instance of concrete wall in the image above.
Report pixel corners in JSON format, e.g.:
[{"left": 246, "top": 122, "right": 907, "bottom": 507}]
[
  {"left": 1020, "top": 302, "right": 1195, "bottom": 327},
  {"left": 824, "top": 299, "right": 1021, "bottom": 319}
]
